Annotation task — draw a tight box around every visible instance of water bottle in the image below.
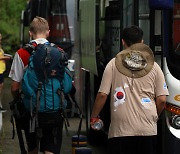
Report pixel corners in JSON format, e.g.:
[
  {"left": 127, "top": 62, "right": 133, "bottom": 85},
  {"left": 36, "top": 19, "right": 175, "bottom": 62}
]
[{"left": 92, "top": 119, "right": 103, "bottom": 130}]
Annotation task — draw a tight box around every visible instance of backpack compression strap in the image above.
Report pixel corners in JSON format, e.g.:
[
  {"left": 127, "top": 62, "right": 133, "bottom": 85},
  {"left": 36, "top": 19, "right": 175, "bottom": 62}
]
[
  {"left": 44, "top": 46, "right": 52, "bottom": 82},
  {"left": 50, "top": 43, "right": 68, "bottom": 68},
  {"left": 57, "top": 88, "right": 70, "bottom": 136},
  {"left": 23, "top": 42, "right": 37, "bottom": 55}
]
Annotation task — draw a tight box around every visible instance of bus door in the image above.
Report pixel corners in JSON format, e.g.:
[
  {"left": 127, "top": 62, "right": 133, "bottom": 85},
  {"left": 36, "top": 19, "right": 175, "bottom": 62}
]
[
  {"left": 163, "top": 1, "right": 180, "bottom": 154},
  {"left": 87, "top": 0, "right": 144, "bottom": 145},
  {"left": 149, "top": 0, "right": 180, "bottom": 154},
  {"left": 173, "top": 1, "right": 180, "bottom": 52}
]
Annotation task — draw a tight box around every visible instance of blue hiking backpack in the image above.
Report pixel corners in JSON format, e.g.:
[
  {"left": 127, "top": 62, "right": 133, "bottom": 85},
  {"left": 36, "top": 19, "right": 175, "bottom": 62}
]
[{"left": 22, "top": 42, "right": 72, "bottom": 113}]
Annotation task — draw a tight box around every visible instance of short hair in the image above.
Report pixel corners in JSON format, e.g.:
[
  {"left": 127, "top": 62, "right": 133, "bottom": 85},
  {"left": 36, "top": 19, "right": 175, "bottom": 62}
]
[
  {"left": 122, "top": 25, "right": 143, "bottom": 47},
  {"left": 29, "top": 16, "right": 49, "bottom": 34}
]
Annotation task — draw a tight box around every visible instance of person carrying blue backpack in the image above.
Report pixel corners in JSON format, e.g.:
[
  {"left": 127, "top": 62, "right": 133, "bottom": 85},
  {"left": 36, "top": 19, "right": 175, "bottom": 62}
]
[{"left": 9, "top": 16, "right": 72, "bottom": 154}]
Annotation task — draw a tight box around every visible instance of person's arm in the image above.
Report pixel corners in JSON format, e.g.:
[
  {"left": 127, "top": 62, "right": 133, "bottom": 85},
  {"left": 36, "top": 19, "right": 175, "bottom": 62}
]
[
  {"left": 90, "top": 92, "right": 108, "bottom": 130},
  {"left": 0, "top": 55, "right": 11, "bottom": 60},
  {"left": 9, "top": 51, "right": 26, "bottom": 99},
  {"left": 90, "top": 59, "right": 113, "bottom": 129},
  {"left": 11, "top": 81, "right": 21, "bottom": 99},
  {"left": 154, "top": 63, "right": 169, "bottom": 116},
  {"left": 91, "top": 92, "right": 108, "bottom": 118},
  {"left": 91, "top": 60, "right": 114, "bottom": 118},
  {"left": 156, "top": 95, "right": 166, "bottom": 116}
]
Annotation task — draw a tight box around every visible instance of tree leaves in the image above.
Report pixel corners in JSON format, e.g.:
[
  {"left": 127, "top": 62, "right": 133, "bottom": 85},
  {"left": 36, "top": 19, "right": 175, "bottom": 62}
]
[{"left": 0, "top": 0, "right": 27, "bottom": 54}]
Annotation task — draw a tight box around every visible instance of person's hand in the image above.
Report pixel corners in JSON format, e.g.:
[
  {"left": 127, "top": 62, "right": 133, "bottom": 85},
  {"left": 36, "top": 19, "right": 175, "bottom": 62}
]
[
  {"left": 90, "top": 117, "right": 104, "bottom": 131},
  {"left": 4, "top": 54, "right": 13, "bottom": 60}
]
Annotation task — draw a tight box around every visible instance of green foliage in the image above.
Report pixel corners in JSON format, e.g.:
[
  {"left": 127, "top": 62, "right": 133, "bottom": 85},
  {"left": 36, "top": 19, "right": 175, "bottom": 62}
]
[{"left": 0, "top": 0, "right": 27, "bottom": 54}]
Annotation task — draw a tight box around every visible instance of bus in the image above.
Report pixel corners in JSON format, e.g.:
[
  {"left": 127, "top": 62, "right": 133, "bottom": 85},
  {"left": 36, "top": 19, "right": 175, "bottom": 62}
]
[
  {"left": 75, "top": 0, "right": 180, "bottom": 153},
  {"left": 21, "top": 0, "right": 180, "bottom": 153},
  {"left": 21, "top": 0, "right": 74, "bottom": 59}
]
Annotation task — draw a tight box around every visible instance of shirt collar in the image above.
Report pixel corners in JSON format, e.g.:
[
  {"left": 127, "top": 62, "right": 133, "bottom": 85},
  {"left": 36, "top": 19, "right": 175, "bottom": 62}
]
[{"left": 30, "top": 38, "right": 49, "bottom": 44}]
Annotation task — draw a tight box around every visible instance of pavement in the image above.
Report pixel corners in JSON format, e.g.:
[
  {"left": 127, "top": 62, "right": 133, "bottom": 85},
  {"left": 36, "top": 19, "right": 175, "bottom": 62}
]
[{"left": 0, "top": 78, "right": 107, "bottom": 154}]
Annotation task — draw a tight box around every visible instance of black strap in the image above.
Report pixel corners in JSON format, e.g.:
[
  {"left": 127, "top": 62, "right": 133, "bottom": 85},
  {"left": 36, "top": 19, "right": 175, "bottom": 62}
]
[
  {"left": 44, "top": 46, "right": 52, "bottom": 82},
  {"left": 23, "top": 42, "right": 36, "bottom": 55},
  {"left": 51, "top": 79, "right": 55, "bottom": 110},
  {"left": 36, "top": 128, "right": 43, "bottom": 148},
  {"left": 15, "top": 117, "right": 27, "bottom": 154},
  {"left": 10, "top": 116, "right": 27, "bottom": 154},
  {"left": 10, "top": 115, "right": 15, "bottom": 139},
  {"left": 10, "top": 114, "right": 27, "bottom": 154},
  {"left": 9, "top": 93, "right": 27, "bottom": 153},
  {"left": 35, "top": 82, "right": 43, "bottom": 128},
  {"left": 43, "top": 83, "right": 47, "bottom": 110},
  {"left": 61, "top": 112, "right": 70, "bottom": 136},
  {"left": 67, "top": 94, "right": 83, "bottom": 146},
  {"left": 57, "top": 88, "right": 70, "bottom": 136},
  {"left": 30, "top": 81, "right": 43, "bottom": 133},
  {"left": 31, "top": 82, "right": 43, "bottom": 149},
  {"left": 44, "top": 46, "right": 52, "bottom": 66}
]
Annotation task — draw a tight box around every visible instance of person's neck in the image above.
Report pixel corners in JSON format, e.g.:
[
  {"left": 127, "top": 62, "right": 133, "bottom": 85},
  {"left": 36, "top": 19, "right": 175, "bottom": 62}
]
[
  {"left": 34, "top": 38, "right": 47, "bottom": 40},
  {"left": 33, "top": 34, "right": 47, "bottom": 40}
]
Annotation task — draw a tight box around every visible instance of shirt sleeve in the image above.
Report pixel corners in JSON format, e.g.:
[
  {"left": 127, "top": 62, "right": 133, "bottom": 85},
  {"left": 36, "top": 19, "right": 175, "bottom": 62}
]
[
  {"left": 98, "top": 59, "right": 114, "bottom": 95},
  {"left": 8, "top": 52, "right": 24, "bottom": 82},
  {"left": 155, "top": 63, "right": 169, "bottom": 97}
]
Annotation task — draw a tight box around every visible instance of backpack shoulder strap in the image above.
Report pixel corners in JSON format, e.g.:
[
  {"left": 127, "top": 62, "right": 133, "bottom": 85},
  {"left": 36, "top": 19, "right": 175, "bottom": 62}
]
[{"left": 23, "top": 42, "right": 37, "bottom": 55}]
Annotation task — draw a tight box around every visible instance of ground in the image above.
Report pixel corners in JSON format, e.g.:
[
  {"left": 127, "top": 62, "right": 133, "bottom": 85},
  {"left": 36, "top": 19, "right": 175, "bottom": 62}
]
[{"left": 0, "top": 78, "right": 107, "bottom": 154}]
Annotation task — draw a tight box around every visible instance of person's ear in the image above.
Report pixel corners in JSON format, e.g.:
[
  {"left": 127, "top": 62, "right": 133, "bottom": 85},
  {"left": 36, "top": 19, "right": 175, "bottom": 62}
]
[
  {"left": 46, "top": 30, "right": 50, "bottom": 37},
  {"left": 29, "top": 31, "right": 32, "bottom": 37},
  {"left": 29, "top": 31, "right": 33, "bottom": 40},
  {"left": 122, "top": 39, "right": 125, "bottom": 46},
  {"left": 122, "top": 39, "right": 128, "bottom": 48}
]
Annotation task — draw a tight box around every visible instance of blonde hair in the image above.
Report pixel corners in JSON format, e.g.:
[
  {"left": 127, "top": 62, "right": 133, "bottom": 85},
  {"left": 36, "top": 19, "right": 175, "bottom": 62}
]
[{"left": 30, "top": 16, "right": 49, "bottom": 34}]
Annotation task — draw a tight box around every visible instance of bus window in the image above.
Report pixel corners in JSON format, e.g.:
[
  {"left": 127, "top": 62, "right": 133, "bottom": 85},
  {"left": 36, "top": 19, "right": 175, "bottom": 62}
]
[
  {"left": 123, "top": 0, "right": 133, "bottom": 28},
  {"left": 139, "top": 0, "right": 150, "bottom": 45},
  {"left": 166, "top": 0, "right": 180, "bottom": 80},
  {"left": 47, "top": 0, "right": 71, "bottom": 49},
  {"left": 173, "top": 1, "right": 180, "bottom": 53},
  {"left": 104, "top": 1, "right": 121, "bottom": 60}
]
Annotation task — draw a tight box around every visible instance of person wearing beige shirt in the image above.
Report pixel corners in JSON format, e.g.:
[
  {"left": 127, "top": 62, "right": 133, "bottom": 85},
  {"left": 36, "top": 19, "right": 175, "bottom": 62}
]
[{"left": 90, "top": 26, "right": 169, "bottom": 154}]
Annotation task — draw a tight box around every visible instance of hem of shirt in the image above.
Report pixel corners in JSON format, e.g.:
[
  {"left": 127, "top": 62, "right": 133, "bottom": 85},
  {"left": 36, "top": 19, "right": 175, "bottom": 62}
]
[{"left": 108, "top": 132, "right": 157, "bottom": 139}]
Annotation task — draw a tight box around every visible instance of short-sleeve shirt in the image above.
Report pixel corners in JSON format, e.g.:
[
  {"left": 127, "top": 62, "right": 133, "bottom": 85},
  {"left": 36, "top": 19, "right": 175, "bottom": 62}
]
[{"left": 98, "top": 58, "right": 169, "bottom": 139}]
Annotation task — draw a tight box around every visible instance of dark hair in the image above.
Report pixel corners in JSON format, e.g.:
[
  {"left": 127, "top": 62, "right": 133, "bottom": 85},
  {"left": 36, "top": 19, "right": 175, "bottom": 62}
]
[{"left": 122, "top": 25, "right": 143, "bottom": 47}]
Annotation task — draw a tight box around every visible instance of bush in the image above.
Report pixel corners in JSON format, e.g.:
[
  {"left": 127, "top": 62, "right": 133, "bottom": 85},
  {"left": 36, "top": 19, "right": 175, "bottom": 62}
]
[{"left": 0, "top": 0, "right": 27, "bottom": 55}]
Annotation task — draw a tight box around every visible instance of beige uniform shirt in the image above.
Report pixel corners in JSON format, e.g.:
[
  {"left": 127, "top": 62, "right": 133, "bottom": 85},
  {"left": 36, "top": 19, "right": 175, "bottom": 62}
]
[{"left": 98, "top": 58, "right": 169, "bottom": 139}]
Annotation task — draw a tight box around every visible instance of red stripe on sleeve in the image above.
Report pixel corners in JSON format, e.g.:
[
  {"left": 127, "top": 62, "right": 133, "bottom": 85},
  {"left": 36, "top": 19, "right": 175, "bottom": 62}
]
[{"left": 17, "top": 48, "right": 31, "bottom": 67}]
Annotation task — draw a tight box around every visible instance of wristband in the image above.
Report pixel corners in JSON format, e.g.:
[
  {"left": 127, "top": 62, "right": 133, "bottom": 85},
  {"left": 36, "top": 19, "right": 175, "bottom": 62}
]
[{"left": 90, "top": 115, "right": 100, "bottom": 123}]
